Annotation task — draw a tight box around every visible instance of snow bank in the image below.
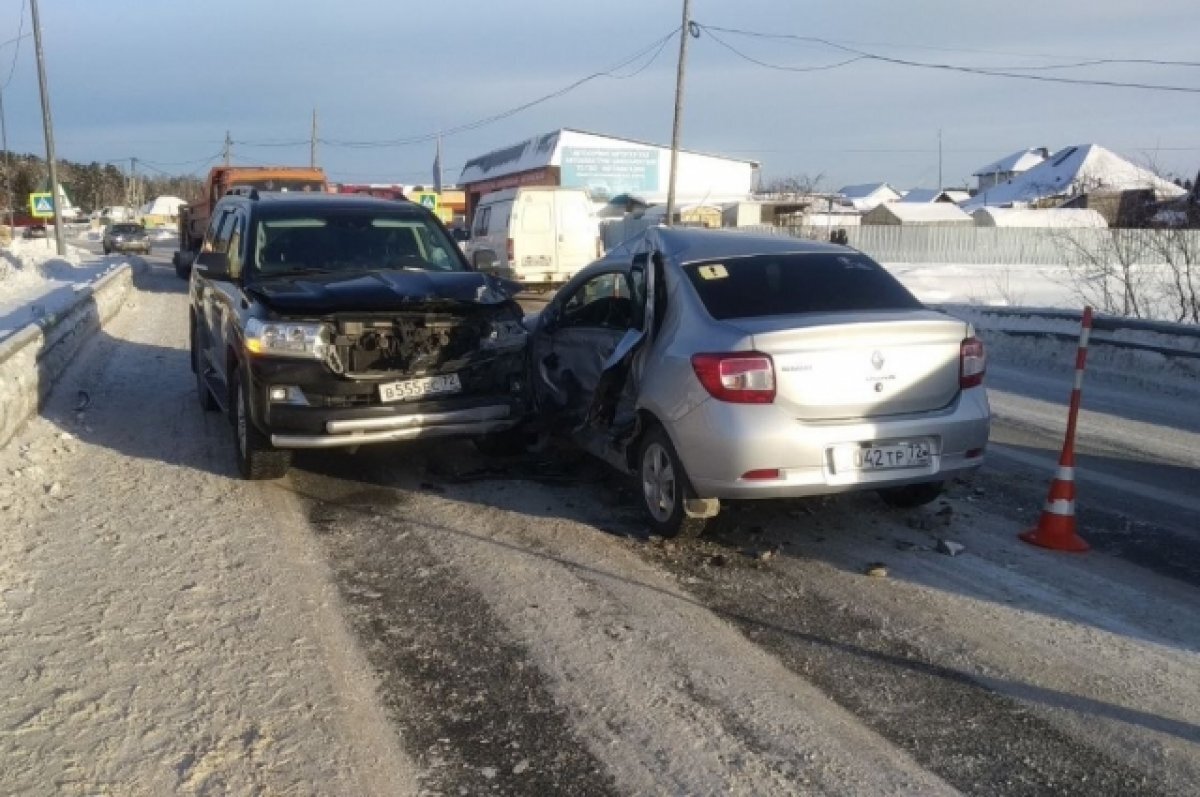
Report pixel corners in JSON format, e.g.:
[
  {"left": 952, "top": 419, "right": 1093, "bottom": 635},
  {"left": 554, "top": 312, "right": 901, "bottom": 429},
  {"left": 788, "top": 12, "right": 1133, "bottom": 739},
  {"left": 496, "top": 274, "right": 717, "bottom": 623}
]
[
  {"left": 1, "top": 238, "right": 87, "bottom": 290},
  {"left": 0, "top": 239, "right": 125, "bottom": 341},
  {"left": 945, "top": 304, "right": 1200, "bottom": 401},
  {"left": 885, "top": 261, "right": 1077, "bottom": 308}
]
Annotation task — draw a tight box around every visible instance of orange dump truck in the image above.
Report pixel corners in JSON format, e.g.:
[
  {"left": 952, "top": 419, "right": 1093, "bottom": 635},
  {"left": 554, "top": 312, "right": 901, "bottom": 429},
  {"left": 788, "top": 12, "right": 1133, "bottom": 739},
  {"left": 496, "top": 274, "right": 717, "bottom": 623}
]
[{"left": 174, "top": 165, "right": 328, "bottom": 271}]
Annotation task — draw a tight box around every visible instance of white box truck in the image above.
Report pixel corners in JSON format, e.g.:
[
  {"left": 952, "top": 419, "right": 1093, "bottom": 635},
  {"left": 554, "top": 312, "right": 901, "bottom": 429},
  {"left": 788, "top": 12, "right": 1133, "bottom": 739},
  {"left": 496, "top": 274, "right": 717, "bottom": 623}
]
[{"left": 465, "top": 187, "right": 601, "bottom": 287}]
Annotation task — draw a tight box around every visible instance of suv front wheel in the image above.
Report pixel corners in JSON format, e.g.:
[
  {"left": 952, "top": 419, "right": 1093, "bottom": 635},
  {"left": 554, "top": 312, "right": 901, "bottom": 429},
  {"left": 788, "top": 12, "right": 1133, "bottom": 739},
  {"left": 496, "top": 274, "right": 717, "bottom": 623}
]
[{"left": 232, "top": 366, "right": 291, "bottom": 480}]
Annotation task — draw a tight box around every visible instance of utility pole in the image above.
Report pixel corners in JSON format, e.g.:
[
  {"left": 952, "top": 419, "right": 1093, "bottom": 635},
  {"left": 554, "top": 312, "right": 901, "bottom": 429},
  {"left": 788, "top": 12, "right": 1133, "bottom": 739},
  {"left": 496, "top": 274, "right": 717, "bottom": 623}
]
[
  {"left": 434, "top": 133, "right": 443, "bottom": 193},
  {"left": 664, "top": 0, "right": 693, "bottom": 227},
  {"left": 223, "top": 130, "right": 232, "bottom": 166},
  {"left": 0, "top": 89, "right": 11, "bottom": 230},
  {"left": 30, "top": 0, "right": 65, "bottom": 254},
  {"left": 128, "top": 157, "right": 139, "bottom": 217},
  {"left": 937, "top": 128, "right": 943, "bottom": 190},
  {"left": 310, "top": 108, "right": 317, "bottom": 168}
]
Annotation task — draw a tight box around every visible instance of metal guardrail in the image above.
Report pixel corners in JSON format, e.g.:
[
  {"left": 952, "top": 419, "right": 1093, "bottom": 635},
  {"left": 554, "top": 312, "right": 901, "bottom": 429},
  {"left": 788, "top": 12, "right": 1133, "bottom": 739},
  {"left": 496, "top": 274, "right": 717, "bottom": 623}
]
[
  {"left": 935, "top": 303, "right": 1200, "bottom": 360},
  {"left": 937, "top": 304, "right": 1200, "bottom": 338}
]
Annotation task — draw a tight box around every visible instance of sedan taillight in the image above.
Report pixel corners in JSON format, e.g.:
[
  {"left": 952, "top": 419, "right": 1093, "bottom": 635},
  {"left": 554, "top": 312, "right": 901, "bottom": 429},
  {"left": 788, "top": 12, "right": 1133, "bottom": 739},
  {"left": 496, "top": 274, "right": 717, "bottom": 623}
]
[
  {"left": 691, "top": 353, "right": 776, "bottom": 404},
  {"left": 960, "top": 337, "right": 986, "bottom": 389}
]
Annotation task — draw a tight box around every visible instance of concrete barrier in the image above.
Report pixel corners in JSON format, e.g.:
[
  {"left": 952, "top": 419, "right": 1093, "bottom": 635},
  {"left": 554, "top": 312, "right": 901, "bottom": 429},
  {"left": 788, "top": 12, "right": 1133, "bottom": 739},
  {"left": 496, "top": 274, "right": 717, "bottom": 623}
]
[{"left": 0, "top": 263, "right": 140, "bottom": 448}]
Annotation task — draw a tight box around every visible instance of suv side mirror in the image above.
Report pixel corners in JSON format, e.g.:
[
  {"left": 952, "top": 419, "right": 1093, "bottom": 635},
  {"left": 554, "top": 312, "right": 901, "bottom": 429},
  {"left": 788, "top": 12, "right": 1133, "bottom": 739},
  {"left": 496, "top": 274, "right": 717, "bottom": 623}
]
[{"left": 195, "top": 250, "right": 231, "bottom": 280}]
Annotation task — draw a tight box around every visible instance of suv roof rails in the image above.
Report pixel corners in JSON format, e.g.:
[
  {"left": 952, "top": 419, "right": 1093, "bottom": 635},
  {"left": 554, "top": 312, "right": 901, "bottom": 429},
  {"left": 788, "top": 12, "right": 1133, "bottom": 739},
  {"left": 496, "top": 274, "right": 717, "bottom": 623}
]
[{"left": 226, "top": 186, "right": 259, "bottom": 200}]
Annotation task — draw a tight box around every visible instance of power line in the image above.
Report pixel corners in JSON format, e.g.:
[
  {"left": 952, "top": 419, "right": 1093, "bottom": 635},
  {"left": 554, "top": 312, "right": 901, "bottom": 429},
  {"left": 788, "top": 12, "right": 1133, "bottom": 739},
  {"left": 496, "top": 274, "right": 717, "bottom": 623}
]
[
  {"left": 320, "top": 26, "right": 680, "bottom": 149},
  {"left": 234, "top": 138, "right": 310, "bottom": 148},
  {"left": 700, "top": 24, "right": 1200, "bottom": 70},
  {"left": 703, "top": 31, "right": 867, "bottom": 73},
  {"left": 3, "top": 0, "right": 27, "bottom": 90},
  {"left": 698, "top": 24, "right": 1200, "bottom": 94}
]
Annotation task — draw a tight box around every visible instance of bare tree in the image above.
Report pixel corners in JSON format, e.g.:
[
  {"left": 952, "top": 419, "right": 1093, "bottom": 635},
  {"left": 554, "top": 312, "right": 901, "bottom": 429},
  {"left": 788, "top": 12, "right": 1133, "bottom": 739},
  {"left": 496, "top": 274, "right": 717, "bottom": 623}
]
[
  {"left": 759, "top": 172, "right": 824, "bottom": 199},
  {"left": 1052, "top": 227, "right": 1152, "bottom": 317},
  {"left": 1148, "top": 227, "right": 1200, "bottom": 323}
]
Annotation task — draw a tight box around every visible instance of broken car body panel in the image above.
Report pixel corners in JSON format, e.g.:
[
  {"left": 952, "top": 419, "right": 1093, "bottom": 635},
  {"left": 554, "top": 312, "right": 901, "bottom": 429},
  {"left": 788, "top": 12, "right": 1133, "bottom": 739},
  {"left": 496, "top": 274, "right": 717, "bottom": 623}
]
[
  {"left": 526, "top": 226, "right": 991, "bottom": 521},
  {"left": 245, "top": 270, "right": 521, "bottom": 315}
]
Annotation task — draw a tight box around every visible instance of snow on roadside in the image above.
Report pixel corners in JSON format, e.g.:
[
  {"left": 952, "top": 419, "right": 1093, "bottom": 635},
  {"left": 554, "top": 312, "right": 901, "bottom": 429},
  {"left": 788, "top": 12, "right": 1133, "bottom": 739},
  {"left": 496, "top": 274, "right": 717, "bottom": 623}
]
[
  {"left": 885, "top": 261, "right": 1078, "bottom": 308},
  {"left": 0, "top": 269, "right": 416, "bottom": 795},
  {"left": 0, "top": 238, "right": 129, "bottom": 341},
  {"left": 945, "top": 305, "right": 1200, "bottom": 402}
]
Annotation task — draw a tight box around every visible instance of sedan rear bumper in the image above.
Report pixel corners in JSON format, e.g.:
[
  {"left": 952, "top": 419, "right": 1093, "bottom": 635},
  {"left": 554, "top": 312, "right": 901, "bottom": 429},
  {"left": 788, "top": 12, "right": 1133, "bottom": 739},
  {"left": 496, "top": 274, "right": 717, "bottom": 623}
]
[{"left": 672, "top": 387, "right": 990, "bottom": 500}]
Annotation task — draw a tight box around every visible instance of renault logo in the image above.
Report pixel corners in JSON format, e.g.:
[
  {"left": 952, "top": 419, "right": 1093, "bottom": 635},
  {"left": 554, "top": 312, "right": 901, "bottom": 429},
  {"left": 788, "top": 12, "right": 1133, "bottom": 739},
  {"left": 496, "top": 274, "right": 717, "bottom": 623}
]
[{"left": 871, "top": 350, "right": 886, "bottom": 370}]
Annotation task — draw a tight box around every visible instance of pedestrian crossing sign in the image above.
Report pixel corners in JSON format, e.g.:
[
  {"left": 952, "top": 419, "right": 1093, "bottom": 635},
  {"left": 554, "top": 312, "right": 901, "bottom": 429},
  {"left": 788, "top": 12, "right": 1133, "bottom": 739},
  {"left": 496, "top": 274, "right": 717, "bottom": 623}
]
[
  {"left": 29, "top": 192, "right": 55, "bottom": 218},
  {"left": 416, "top": 192, "right": 439, "bottom": 211}
]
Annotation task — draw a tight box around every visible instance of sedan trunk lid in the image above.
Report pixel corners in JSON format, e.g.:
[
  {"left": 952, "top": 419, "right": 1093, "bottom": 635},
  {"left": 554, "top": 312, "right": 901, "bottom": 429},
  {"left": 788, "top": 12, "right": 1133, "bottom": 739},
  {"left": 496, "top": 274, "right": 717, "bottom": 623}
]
[{"left": 729, "top": 310, "right": 969, "bottom": 420}]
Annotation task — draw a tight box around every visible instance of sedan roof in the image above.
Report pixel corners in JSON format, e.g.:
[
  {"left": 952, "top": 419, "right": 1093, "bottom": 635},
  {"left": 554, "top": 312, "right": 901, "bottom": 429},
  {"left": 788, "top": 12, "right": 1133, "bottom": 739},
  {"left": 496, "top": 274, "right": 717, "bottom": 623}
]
[{"left": 651, "top": 226, "right": 850, "bottom": 265}]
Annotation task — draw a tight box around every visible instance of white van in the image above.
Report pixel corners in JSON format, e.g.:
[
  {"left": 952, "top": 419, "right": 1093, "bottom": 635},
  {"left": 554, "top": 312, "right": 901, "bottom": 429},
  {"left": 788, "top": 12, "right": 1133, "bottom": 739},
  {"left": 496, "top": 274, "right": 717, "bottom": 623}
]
[{"left": 465, "top": 187, "right": 601, "bottom": 286}]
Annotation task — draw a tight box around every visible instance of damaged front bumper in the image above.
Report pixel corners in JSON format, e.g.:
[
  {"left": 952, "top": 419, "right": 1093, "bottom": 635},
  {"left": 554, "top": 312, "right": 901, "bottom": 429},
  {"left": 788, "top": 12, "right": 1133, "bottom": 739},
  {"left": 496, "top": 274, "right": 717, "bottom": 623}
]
[
  {"left": 270, "top": 403, "right": 518, "bottom": 448},
  {"left": 246, "top": 352, "right": 527, "bottom": 450}
]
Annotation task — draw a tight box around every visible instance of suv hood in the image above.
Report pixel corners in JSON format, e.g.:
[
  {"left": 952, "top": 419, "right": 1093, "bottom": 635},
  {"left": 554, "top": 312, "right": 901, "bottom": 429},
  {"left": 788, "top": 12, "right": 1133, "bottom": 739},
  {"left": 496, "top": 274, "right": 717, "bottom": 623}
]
[{"left": 246, "top": 269, "right": 521, "bottom": 314}]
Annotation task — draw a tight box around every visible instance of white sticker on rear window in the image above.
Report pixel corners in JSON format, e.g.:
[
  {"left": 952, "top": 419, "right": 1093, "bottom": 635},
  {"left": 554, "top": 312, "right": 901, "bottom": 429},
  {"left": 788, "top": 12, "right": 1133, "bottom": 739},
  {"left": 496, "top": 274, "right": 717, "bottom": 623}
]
[{"left": 696, "top": 263, "right": 728, "bottom": 280}]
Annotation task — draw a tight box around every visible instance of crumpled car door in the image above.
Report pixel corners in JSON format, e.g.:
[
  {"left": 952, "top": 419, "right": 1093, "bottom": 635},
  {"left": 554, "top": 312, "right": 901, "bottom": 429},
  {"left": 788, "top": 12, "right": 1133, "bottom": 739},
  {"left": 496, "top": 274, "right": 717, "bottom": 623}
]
[
  {"left": 582, "top": 251, "right": 658, "bottom": 430},
  {"left": 530, "top": 273, "right": 634, "bottom": 424}
]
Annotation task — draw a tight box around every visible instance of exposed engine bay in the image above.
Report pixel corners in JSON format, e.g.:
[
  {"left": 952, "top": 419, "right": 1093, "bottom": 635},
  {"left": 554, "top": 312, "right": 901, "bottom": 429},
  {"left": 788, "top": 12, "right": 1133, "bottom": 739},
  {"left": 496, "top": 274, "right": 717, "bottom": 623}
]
[{"left": 325, "top": 306, "right": 526, "bottom": 378}]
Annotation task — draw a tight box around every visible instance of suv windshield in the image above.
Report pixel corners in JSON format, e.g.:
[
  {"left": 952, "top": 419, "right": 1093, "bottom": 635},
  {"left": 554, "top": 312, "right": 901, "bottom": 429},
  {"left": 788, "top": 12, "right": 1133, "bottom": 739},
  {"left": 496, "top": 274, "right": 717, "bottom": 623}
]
[
  {"left": 251, "top": 211, "right": 466, "bottom": 276},
  {"left": 110, "top": 224, "right": 143, "bottom": 234},
  {"left": 683, "top": 252, "right": 922, "bottom": 320}
]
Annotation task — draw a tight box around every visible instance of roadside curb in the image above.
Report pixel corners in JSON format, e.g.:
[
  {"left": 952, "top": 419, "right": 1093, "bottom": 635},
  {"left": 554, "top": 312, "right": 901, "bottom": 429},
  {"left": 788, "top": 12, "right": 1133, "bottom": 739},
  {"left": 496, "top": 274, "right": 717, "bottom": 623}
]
[{"left": 0, "top": 260, "right": 146, "bottom": 448}]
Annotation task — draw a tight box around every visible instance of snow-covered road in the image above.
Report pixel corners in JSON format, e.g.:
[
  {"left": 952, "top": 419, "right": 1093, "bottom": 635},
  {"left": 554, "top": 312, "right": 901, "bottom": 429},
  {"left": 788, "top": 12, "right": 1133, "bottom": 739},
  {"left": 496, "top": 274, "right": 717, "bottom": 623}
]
[
  {"left": 0, "top": 256, "right": 415, "bottom": 795},
  {"left": 1, "top": 257, "right": 1197, "bottom": 795}
]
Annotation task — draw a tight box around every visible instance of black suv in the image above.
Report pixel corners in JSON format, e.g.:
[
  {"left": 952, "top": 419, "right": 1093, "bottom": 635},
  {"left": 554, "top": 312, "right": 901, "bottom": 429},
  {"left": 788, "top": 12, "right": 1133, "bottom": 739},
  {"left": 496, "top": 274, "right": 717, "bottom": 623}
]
[{"left": 189, "top": 190, "right": 528, "bottom": 479}]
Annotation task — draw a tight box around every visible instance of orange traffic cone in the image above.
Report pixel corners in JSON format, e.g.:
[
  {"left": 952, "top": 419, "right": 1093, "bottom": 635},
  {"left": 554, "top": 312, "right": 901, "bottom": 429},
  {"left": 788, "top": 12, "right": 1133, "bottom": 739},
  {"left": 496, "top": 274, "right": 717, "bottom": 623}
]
[
  {"left": 1019, "top": 462, "right": 1089, "bottom": 552},
  {"left": 1019, "top": 306, "right": 1092, "bottom": 553}
]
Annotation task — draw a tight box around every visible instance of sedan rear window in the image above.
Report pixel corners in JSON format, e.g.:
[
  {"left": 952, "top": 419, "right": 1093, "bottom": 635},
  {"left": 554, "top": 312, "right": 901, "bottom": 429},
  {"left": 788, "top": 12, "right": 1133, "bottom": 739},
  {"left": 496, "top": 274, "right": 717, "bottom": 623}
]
[{"left": 683, "top": 252, "right": 921, "bottom": 320}]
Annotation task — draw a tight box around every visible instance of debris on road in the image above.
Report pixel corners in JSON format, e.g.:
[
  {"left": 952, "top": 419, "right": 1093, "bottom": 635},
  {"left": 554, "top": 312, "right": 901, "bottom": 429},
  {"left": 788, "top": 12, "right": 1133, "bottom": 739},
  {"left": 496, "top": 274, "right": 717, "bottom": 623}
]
[
  {"left": 865, "top": 562, "right": 889, "bottom": 578},
  {"left": 936, "top": 539, "right": 966, "bottom": 557}
]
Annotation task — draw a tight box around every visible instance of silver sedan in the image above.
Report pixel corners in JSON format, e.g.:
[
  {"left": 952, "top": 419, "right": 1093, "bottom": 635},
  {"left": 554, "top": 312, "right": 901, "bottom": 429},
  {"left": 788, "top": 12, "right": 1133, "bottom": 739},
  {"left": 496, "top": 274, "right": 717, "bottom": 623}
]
[{"left": 525, "top": 227, "right": 990, "bottom": 537}]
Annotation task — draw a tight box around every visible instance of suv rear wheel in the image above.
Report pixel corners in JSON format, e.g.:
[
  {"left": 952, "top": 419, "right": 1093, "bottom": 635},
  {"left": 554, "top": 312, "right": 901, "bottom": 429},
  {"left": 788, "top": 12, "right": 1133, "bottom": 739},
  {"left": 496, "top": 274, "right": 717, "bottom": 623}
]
[
  {"left": 232, "top": 366, "right": 291, "bottom": 480},
  {"left": 191, "top": 320, "right": 218, "bottom": 412}
]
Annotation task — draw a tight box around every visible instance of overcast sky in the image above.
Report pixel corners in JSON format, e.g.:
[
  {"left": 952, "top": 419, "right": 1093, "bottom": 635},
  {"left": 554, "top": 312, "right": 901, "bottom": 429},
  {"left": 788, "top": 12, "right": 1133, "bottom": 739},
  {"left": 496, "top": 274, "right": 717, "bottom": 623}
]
[{"left": 2, "top": 0, "right": 1196, "bottom": 191}]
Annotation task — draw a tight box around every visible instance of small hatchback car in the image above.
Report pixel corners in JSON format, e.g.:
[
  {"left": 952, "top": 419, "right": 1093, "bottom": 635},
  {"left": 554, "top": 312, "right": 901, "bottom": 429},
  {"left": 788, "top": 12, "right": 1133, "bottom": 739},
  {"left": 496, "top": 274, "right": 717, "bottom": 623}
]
[
  {"left": 102, "top": 222, "right": 151, "bottom": 255},
  {"left": 188, "top": 189, "right": 527, "bottom": 479},
  {"left": 525, "top": 227, "right": 990, "bottom": 536}
]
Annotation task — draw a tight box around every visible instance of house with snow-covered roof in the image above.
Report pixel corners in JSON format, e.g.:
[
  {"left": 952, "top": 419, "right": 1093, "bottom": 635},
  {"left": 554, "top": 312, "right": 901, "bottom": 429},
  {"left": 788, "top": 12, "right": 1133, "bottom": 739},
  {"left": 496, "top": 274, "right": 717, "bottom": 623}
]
[
  {"left": 961, "top": 145, "right": 1186, "bottom": 216},
  {"left": 972, "top": 148, "right": 1050, "bottom": 192},
  {"left": 862, "top": 202, "right": 973, "bottom": 226},
  {"left": 900, "top": 188, "right": 971, "bottom": 204},
  {"left": 836, "top": 182, "right": 901, "bottom": 212},
  {"left": 971, "top": 207, "right": 1108, "bottom": 228},
  {"left": 457, "top": 128, "right": 758, "bottom": 219}
]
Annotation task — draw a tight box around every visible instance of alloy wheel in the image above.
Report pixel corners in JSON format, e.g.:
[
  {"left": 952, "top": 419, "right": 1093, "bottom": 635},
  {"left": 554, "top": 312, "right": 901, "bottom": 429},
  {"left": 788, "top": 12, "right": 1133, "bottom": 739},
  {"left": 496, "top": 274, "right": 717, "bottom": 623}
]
[{"left": 641, "top": 442, "right": 676, "bottom": 523}]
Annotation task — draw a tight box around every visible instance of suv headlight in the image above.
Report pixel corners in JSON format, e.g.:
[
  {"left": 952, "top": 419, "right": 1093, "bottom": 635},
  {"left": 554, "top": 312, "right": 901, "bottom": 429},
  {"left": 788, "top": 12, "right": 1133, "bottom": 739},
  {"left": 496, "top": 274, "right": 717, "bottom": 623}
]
[{"left": 244, "top": 318, "right": 332, "bottom": 359}]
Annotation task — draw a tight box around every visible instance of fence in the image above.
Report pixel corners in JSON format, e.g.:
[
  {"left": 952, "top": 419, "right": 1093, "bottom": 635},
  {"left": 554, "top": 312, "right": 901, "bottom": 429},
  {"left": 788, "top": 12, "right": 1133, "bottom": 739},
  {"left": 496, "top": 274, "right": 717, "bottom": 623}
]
[
  {"left": 784, "top": 225, "right": 1200, "bottom": 267},
  {"left": 601, "top": 220, "right": 1200, "bottom": 268},
  {"left": 597, "top": 220, "right": 1200, "bottom": 322}
]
